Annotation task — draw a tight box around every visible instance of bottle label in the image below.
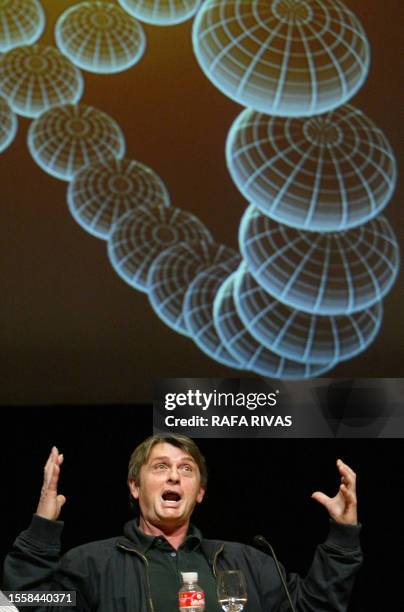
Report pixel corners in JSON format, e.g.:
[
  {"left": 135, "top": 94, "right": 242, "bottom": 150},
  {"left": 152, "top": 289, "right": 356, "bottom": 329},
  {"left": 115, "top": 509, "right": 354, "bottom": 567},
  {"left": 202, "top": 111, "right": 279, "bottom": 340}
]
[{"left": 179, "top": 591, "right": 205, "bottom": 608}]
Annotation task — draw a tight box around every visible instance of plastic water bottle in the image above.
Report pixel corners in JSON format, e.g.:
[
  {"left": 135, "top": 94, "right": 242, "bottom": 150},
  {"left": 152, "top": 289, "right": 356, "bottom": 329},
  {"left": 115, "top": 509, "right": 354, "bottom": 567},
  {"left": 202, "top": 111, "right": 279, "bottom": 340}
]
[{"left": 178, "top": 572, "right": 205, "bottom": 611}]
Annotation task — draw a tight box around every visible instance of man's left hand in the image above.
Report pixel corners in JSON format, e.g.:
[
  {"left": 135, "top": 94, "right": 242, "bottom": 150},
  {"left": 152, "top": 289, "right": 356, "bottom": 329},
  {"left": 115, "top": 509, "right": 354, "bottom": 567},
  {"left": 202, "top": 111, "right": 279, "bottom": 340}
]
[{"left": 311, "top": 460, "right": 358, "bottom": 525}]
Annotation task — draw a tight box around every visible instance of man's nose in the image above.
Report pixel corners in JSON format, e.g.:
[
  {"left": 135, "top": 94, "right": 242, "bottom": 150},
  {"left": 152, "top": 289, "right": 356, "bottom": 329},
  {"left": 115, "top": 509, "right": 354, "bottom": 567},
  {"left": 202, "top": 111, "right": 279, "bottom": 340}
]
[{"left": 167, "top": 467, "right": 180, "bottom": 482}]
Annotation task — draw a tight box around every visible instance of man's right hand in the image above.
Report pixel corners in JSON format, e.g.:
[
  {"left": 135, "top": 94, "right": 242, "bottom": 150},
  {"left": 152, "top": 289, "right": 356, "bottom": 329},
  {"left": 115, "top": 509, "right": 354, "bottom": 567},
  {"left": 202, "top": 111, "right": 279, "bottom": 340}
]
[{"left": 36, "top": 447, "right": 66, "bottom": 520}]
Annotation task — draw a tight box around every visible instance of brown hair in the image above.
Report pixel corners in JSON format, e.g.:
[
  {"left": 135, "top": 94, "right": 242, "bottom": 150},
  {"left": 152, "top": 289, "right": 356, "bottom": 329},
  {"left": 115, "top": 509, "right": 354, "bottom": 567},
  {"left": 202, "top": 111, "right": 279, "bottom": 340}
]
[{"left": 128, "top": 434, "right": 208, "bottom": 489}]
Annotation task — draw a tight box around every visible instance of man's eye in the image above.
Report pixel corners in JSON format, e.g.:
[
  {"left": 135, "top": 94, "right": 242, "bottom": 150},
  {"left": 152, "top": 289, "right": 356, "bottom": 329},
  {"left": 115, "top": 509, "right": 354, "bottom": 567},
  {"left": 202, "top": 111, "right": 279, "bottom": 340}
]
[
  {"left": 180, "top": 464, "right": 193, "bottom": 472},
  {"left": 154, "top": 463, "right": 167, "bottom": 470}
]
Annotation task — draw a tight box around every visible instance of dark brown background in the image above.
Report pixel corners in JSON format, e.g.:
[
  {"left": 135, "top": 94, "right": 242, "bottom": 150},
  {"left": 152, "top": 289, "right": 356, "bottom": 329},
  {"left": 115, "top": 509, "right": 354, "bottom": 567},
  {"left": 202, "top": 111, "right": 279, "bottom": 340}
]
[{"left": 0, "top": 1, "right": 402, "bottom": 404}]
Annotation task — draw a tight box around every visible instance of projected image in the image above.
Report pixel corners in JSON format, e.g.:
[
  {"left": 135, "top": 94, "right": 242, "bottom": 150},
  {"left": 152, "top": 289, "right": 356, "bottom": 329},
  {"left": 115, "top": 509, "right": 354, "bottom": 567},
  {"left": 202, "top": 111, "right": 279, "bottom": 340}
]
[
  {"left": 0, "top": 45, "right": 84, "bottom": 118},
  {"left": 193, "top": 0, "right": 369, "bottom": 117},
  {"left": 118, "top": 0, "right": 202, "bottom": 26},
  {"left": 27, "top": 104, "right": 125, "bottom": 181},
  {"left": 240, "top": 206, "right": 400, "bottom": 315},
  {"left": 67, "top": 158, "right": 170, "bottom": 239},
  {"left": 227, "top": 105, "right": 397, "bottom": 232},
  {"left": 183, "top": 256, "right": 242, "bottom": 367},
  {"left": 234, "top": 264, "right": 383, "bottom": 365},
  {"left": 55, "top": 1, "right": 146, "bottom": 74},
  {"left": 0, "top": 0, "right": 400, "bottom": 394},
  {"left": 0, "top": 95, "right": 17, "bottom": 153},
  {"left": 148, "top": 240, "right": 237, "bottom": 336},
  {"left": 108, "top": 204, "right": 212, "bottom": 292},
  {"left": 0, "top": 0, "right": 45, "bottom": 53},
  {"left": 214, "top": 272, "right": 334, "bottom": 377}
]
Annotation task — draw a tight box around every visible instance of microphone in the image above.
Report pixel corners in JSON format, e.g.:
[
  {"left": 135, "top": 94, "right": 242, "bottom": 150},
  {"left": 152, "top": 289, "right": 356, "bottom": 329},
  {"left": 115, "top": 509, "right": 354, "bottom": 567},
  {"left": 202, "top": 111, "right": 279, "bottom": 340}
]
[{"left": 253, "top": 535, "right": 297, "bottom": 612}]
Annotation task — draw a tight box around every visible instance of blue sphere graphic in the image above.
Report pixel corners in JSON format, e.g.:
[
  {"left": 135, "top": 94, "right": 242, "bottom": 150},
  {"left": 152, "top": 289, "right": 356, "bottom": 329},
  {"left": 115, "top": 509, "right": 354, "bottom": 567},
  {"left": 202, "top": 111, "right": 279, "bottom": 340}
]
[
  {"left": 240, "top": 206, "right": 400, "bottom": 315},
  {"left": 214, "top": 271, "right": 334, "bottom": 378},
  {"left": 55, "top": 1, "right": 146, "bottom": 74},
  {"left": 193, "top": 0, "right": 369, "bottom": 117},
  {"left": 27, "top": 104, "right": 125, "bottom": 181},
  {"left": 118, "top": 0, "right": 202, "bottom": 26},
  {"left": 227, "top": 106, "right": 397, "bottom": 232},
  {"left": 183, "top": 256, "right": 242, "bottom": 368},
  {"left": 108, "top": 204, "right": 212, "bottom": 292},
  {"left": 234, "top": 264, "right": 383, "bottom": 365},
  {"left": 0, "top": 45, "right": 84, "bottom": 118},
  {"left": 0, "top": 0, "right": 45, "bottom": 53},
  {"left": 148, "top": 240, "right": 236, "bottom": 336},
  {"left": 0, "top": 95, "right": 17, "bottom": 153},
  {"left": 68, "top": 158, "right": 170, "bottom": 240}
]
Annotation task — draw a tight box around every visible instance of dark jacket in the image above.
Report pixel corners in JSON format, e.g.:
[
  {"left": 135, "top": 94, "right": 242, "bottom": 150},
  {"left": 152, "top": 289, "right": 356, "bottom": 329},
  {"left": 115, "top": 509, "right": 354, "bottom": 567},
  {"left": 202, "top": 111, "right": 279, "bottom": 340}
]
[{"left": 3, "top": 515, "right": 362, "bottom": 611}]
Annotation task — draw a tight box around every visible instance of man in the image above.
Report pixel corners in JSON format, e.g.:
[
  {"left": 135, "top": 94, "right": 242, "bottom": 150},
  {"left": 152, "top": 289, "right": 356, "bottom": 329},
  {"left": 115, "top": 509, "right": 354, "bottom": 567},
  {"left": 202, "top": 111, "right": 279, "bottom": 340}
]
[{"left": 3, "top": 435, "right": 362, "bottom": 611}]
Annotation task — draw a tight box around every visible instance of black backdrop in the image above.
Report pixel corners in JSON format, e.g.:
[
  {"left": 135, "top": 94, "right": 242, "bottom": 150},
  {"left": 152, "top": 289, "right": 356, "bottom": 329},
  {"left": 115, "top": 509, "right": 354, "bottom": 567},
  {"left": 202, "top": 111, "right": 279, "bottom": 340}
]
[{"left": 1, "top": 405, "right": 403, "bottom": 609}]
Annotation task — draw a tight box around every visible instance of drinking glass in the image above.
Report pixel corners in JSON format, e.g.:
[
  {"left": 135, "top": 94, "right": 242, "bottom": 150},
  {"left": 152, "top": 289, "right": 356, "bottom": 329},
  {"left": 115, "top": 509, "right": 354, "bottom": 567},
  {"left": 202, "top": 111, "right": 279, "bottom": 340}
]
[{"left": 217, "top": 570, "right": 248, "bottom": 611}]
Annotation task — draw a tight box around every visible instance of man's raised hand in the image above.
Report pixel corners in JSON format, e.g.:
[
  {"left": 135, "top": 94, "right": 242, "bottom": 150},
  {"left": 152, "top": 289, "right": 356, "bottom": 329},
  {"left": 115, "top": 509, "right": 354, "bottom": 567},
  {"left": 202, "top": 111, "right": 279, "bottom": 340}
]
[
  {"left": 311, "top": 459, "right": 358, "bottom": 525},
  {"left": 36, "top": 446, "right": 66, "bottom": 521}
]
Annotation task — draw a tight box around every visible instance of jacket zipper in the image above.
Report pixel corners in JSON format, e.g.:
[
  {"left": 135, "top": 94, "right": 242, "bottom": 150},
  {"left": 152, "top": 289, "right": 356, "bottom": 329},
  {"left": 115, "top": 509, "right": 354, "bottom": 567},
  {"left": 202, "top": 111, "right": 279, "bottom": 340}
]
[
  {"left": 117, "top": 544, "right": 155, "bottom": 612},
  {"left": 212, "top": 544, "right": 225, "bottom": 578}
]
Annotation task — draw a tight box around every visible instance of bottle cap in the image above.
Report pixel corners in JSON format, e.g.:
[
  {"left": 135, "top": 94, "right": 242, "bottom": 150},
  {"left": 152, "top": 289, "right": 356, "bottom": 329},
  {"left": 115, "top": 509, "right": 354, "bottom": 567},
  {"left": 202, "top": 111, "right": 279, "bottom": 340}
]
[{"left": 181, "top": 572, "right": 198, "bottom": 582}]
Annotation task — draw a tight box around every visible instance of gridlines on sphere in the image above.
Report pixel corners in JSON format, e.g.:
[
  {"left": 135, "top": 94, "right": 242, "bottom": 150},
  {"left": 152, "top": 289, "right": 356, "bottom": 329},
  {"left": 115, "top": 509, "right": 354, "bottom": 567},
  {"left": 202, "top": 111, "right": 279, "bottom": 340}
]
[
  {"left": 27, "top": 104, "right": 126, "bottom": 181},
  {"left": 193, "top": 0, "right": 369, "bottom": 116},
  {"left": 0, "top": 45, "right": 84, "bottom": 118},
  {"left": 0, "top": 0, "right": 45, "bottom": 53},
  {"left": 183, "top": 256, "right": 242, "bottom": 368},
  {"left": 213, "top": 272, "right": 334, "bottom": 378},
  {"left": 68, "top": 158, "right": 170, "bottom": 240},
  {"left": 148, "top": 240, "right": 237, "bottom": 336},
  {"left": 118, "top": 0, "right": 202, "bottom": 26},
  {"left": 226, "top": 105, "right": 397, "bottom": 232},
  {"left": 55, "top": 1, "right": 146, "bottom": 74},
  {"left": 240, "top": 206, "right": 400, "bottom": 315},
  {"left": 234, "top": 264, "right": 383, "bottom": 365},
  {"left": 0, "top": 95, "right": 17, "bottom": 153},
  {"left": 3, "top": 0, "right": 393, "bottom": 380},
  {"left": 108, "top": 204, "right": 212, "bottom": 292}
]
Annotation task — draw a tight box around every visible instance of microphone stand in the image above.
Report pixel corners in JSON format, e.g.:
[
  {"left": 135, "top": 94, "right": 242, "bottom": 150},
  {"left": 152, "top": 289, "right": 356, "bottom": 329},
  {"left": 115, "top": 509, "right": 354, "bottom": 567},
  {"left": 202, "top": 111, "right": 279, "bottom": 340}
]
[{"left": 253, "top": 535, "right": 297, "bottom": 612}]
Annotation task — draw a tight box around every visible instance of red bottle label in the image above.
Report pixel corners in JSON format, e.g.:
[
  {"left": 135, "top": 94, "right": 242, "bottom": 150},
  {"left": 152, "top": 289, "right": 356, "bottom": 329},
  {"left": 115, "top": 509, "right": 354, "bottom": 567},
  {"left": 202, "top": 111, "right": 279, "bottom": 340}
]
[{"left": 179, "top": 591, "right": 205, "bottom": 608}]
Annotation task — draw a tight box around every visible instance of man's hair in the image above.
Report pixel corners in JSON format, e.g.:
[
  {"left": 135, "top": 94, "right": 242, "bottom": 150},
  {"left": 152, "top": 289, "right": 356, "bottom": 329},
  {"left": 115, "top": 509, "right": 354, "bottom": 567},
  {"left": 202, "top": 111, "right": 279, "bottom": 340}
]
[{"left": 127, "top": 434, "right": 208, "bottom": 489}]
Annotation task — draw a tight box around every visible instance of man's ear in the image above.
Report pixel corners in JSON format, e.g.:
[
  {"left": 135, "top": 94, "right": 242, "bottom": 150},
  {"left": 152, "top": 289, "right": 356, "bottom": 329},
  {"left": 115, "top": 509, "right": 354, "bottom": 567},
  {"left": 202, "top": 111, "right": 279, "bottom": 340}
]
[
  {"left": 196, "top": 487, "right": 205, "bottom": 504},
  {"left": 128, "top": 478, "right": 140, "bottom": 500}
]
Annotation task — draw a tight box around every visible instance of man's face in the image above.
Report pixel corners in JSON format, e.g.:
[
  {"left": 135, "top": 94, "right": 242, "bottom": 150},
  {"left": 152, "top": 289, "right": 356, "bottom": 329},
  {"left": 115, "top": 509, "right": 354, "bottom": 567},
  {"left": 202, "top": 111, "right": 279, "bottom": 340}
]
[{"left": 129, "top": 442, "right": 205, "bottom": 530}]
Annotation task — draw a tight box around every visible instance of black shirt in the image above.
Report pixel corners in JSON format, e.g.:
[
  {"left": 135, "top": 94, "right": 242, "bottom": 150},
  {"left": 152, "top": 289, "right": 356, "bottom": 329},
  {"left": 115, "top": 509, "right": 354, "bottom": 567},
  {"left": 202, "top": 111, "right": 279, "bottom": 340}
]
[{"left": 133, "top": 522, "right": 221, "bottom": 611}]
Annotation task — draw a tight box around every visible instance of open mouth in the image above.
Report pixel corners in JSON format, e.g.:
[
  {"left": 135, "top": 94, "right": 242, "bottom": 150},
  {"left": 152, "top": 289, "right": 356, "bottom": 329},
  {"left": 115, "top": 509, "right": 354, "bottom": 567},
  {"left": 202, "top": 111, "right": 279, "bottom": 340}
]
[{"left": 161, "top": 490, "right": 182, "bottom": 504}]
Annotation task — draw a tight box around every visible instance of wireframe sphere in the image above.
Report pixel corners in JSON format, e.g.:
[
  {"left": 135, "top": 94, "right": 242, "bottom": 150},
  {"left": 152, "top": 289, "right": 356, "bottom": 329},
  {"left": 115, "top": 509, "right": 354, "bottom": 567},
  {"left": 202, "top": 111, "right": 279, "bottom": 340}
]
[
  {"left": 214, "top": 272, "right": 334, "bottom": 378},
  {"left": 68, "top": 158, "right": 170, "bottom": 240},
  {"left": 149, "top": 240, "right": 236, "bottom": 336},
  {"left": 240, "top": 206, "right": 400, "bottom": 315},
  {"left": 118, "top": 0, "right": 201, "bottom": 25},
  {"left": 193, "top": 0, "right": 369, "bottom": 117},
  {"left": 0, "top": 0, "right": 45, "bottom": 53},
  {"left": 0, "top": 95, "right": 17, "bottom": 153},
  {"left": 234, "top": 264, "right": 383, "bottom": 364},
  {"left": 108, "top": 204, "right": 212, "bottom": 292},
  {"left": 0, "top": 45, "right": 84, "bottom": 118},
  {"left": 55, "top": 1, "right": 146, "bottom": 74},
  {"left": 27, "top": 104, "right": 125, "bottom": 181},
  {"left": 183, "top": 256, "right": 242, "bottom": 368},
  {"left": 227, "top": 106, "right": 397, "bottom": 232}
]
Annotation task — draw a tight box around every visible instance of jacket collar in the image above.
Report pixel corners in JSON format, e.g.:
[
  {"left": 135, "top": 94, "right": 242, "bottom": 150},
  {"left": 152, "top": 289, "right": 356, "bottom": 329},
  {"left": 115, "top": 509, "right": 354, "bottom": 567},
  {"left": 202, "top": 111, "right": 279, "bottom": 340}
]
[{"left": 117, "top": 520, "right": 224, "bottom": 566}]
